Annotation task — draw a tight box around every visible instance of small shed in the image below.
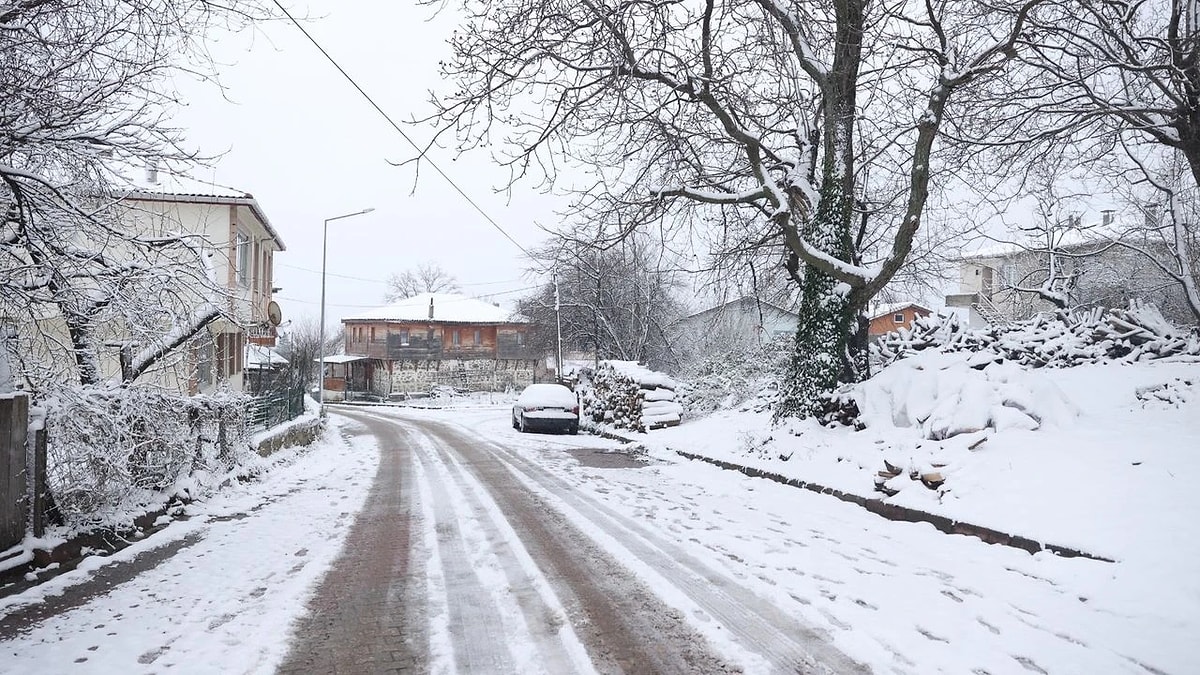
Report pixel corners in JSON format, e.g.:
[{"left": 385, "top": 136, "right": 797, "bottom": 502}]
[
  {"left": 868, "top": 302, "right": 933, "bottom": 339},
  {"left": 244, "top": 344, "right": 288, "bottom": 394}
]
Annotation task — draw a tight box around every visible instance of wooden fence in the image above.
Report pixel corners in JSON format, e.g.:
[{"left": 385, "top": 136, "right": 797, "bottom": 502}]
[{"left": 1, "top": 394, "right": 50, "bottom": 553}]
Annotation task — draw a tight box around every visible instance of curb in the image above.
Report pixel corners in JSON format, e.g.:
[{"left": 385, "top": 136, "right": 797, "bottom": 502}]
[
  {"left": 0, "top": 499, "right": 187, "bottom": 599},
  {"left": 673, "top": 450, "right": 1114, "bottom": 563}
]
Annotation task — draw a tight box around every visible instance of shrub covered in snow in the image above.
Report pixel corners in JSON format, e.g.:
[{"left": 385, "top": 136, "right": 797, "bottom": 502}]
[
  {"left": 44, "top": 385, "right": 253, "bottom": 527},
  {"left": 578, "top": 360, "right": 683, "bottom": 432},
  {"left": 852, "top": 351, "right": 1078, "bottom": 440},
  {"left": 678, "top": 334, "right": 791, "bottom": 414}
]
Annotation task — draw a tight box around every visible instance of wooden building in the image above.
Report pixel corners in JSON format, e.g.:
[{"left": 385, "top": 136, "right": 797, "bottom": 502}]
[
  {"left": 337, "top": 292, "right": 537, "bottom": 398},
  {"left": 868, "top": 302, "right": 933, "bottom": 339}
]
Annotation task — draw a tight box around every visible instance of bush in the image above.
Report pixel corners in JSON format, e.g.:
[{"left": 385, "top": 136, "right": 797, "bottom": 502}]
[{"left": 44, "top": 385, "right": 252, "bottom": 526}]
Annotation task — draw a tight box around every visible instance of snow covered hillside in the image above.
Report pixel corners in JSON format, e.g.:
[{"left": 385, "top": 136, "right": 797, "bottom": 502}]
[
  {"left": 644, "top": 349, "right": 1200, "bottom": 668},
  {"left": 657, "top": 354, "right": 1200, "bottom": 561}
]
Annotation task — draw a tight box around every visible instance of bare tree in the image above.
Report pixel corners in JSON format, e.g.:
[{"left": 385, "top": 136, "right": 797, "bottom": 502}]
[
  {"left": 274, "top": 317, "right": 344, "bottom": 390},
  {"left": 967, "top": 1, "right": 1200, "bottom": 323},
  {"left": 1, "top": 0, "right": 271, "bottom": 391},
  {"left": 384, "top": 262, "right": 460, "bottom": 302},
  {"left": 517, "top": 233, "right": 686, "bottom": 371},
  {"left": 425, "top": 0, "right": 1047, "bottom": 416}
]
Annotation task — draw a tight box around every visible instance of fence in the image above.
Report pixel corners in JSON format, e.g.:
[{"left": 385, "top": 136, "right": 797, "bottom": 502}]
[
  {"left": 248, "top": 384, "right": 305, "bottom": 432},
  {"left": 1, "top": 394, "right": 50, "bottom": 552}
]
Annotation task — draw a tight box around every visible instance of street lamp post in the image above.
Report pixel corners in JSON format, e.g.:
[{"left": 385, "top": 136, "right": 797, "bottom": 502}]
[{"left": 318, "top": 207, "right": 374, "bottom": 409}]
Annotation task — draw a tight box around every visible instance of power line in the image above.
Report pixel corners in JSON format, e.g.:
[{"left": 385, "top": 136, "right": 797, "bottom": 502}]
[
  {"left": 277, "top": 261, "right": 524, "bottom": 287},
  {"left": 269, "top": 0, "right": 540, "bottom": 263},
  {"left": 277, "top": 284, "right": 542, "bottom": 308}
]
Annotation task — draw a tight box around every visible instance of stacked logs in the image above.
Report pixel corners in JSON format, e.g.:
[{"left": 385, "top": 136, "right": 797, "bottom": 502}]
[{"left": 580, "top": 361, "right": 683, "bottom": 433}]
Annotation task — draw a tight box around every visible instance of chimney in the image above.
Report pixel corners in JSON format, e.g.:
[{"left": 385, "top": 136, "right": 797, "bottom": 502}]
[
  {"left": 428, "top": 297, "right": 435, "bottom": 319},
  {"left": 145, "top": 163, "right": 158, "bottom": 185},
  {"left": 1102, "top": 209, "right": 1115, "bottom": 227}
]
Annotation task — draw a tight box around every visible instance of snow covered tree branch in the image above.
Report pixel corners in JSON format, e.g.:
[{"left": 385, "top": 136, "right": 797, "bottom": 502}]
[{"left": 425, "top": 0, "right": 1050, "bottom": 415}]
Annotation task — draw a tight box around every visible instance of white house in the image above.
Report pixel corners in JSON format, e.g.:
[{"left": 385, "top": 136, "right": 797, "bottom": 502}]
[
  {"left": 118, "top": 173, "right": 286, "bottom": 394},
  {"left": 0, "top": 170, "right": 287, "bottom": 396},
  {"left": 945, "top": 223, "right": 1192, "bottom": 327}
]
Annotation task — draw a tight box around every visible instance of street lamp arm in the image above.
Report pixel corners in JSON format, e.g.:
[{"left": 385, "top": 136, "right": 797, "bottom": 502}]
[
  {"left": 318, "top": 206, "right": 374, "bottom": 409},
  {"left": 323, "top": 207, "right": 375, "bottom": 227}
]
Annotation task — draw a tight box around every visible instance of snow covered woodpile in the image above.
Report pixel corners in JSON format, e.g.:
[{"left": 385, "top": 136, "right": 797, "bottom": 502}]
[
  {"left": 874, "top": 302, "right": 1200, "bottom": 368},
  {"left": 579, "top": 360, "right": 683, "bottom": 432}
]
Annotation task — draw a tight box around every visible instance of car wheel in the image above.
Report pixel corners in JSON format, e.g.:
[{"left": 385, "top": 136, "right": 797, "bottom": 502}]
[
  {"left": 512, "top": 414, "right": 519, "bottom": 430},
  {"left": 518, "top": 415, "right": 527, "bottom": 433},
  {"left": 568, "top": 424, "right": 578, "bottom": 435}
]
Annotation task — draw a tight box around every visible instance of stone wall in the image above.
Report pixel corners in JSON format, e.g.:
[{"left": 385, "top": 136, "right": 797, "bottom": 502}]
[{"left": 387, "top": 358, "right": 536, "bottom": 393}]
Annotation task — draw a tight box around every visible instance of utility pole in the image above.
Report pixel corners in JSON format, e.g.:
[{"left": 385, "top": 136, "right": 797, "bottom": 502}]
[{"left": 554, "top": 271, "right": 564, "bottom": 383}]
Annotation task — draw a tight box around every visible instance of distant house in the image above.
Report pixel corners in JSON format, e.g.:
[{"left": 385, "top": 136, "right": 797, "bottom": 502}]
[
  {"left": 867, "top": 302, "right": 933, "bottom": 339},
  {"left": 336, "top": 292, "right": 537, "bottom": 398},
  {"left": 673, "top": 296, "right": 799, "bottom": 345},
  {"left": 944, "top": 223, "right": 1192, "bottom": 328},
  {"left": 666, "top": 296, "right": 799, "bottom": 372}
]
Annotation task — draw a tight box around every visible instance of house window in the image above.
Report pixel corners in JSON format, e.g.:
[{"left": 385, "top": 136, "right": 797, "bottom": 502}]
[
  {"left": 197, "top": 339, "right": 213, "bottom": 386},
  {"left": 473, "top": 329, "right": 481, "bottom": 345},
  {"left": 452, "top": 330, "right": 461, "bottom": 346},
  {"left": 370, "top": 326, "right": 375, "bottom": 342},
  {"left": 235, "top": 232, "right": 251, "bottom": 288},
  {"left": 399, "top": 329, "right": 410, "bottom": 345},
  {"left": 516, "top": 331, "right": 525, "bottom": 346},
  {"left": 893, "top": 313, "right": 905, "bottom": 323}
]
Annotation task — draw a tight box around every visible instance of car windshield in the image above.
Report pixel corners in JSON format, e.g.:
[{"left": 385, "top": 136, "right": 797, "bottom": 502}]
[{"left": 517, "top": 384, "right": 576, "bottom": 407}]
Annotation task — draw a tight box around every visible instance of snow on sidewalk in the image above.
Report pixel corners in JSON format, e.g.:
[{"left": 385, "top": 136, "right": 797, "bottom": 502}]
[{"left": 0, "top": 415, "right": 380, "bottom": 675}]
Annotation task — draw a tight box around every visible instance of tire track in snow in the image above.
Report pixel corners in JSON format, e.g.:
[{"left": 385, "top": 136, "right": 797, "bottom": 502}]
[
  {"left": 409, "top": 428, "right": 521, "bottom": 673},
  {"left": 360, "top": 409, "right": 734, "bottom": 673},
  {"left": 414, "top": 426, "right": 595, "bottom": 675},
  {"left": 422, "top": 418, "right": 869, "bottom": 675}
]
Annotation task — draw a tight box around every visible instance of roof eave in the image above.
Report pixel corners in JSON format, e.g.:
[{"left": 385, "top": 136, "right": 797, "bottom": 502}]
[{"left": 122, "top": 191, "right": 287, "bottom": 251}]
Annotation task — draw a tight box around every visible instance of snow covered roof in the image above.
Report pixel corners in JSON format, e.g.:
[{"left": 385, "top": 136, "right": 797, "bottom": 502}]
[
  {"left": 245, "top": 344, "right": 288, "bottom": 370},
  {"left": 683, "top": 296, "right": 797, "bottom": 321},
  {"left": 345, "top": 293, "right": 523, "bottom": 324},
  {"left": 318, "top": 355, "right": 366, "bottom": 364},
  {"left": 869, "top": 302, "right": 933, "bottom": 321},
  {"left": 957, "top": 221, "right": 1132, "bottom": 262},
  {"left": 114, "top": 168, "right": 286, "bottom": 250}
]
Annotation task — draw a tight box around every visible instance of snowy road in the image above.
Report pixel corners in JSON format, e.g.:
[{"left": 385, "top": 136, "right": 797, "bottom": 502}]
[
  {"left": 0, "top": 404, "right": 1189, "bottom": 674},
  {"left": 293, "top": 406, "right": 864, "bottom": 674}
]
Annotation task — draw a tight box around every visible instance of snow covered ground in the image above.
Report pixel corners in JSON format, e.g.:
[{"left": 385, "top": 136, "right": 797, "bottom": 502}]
[
  {"left": 623, "top": 356, "right": 1200, "bottom": 673},
  {"left": 0, "top": 415, "right": 379, "bottom": 674},
  {"left": 1, "top": 355, "right": 1196, "bottom": 674}
]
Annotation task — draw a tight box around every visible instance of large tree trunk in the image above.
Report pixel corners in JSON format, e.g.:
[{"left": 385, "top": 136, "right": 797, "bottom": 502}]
[
  {"left": 778, "top": 182, "right": 859, "bottom": 418},
  {"left": 777, "top": 0, "right": 865, "bottom": 418}
]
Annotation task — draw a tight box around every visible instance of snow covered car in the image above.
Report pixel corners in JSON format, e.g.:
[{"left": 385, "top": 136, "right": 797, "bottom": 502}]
[{"left": 512, "top": 383, "right": 580, "bottom": 434}]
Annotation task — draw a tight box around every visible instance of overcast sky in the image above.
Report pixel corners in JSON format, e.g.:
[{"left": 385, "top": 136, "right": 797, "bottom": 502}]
[{"left": 171, "top": 1, "right": 567, "bottom": 330}]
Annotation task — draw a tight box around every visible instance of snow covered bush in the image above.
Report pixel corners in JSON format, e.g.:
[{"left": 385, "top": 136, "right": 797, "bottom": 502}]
[
  {"left": 578, "top": 361, "right": 682, "bottom": 432},
  {"left": 852, "top": 351, "right": 1078, "bottom": 440},
  {"left": 678, "top": 334, "right": 791, "bottom": 414},
  {"left": 44, "top": 386, "right": 252, "bottom": 527}
]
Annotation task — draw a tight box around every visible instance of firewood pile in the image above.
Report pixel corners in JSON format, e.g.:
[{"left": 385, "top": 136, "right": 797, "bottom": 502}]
[
  {"left": 873, "top": 459, "right": 948, "bottom": 496},
  {"left": 874, "top": 301, "right": 1200, "bottom": 369},
  {"left": 578, "top": 360, "right": 683, "bottom": 433}
]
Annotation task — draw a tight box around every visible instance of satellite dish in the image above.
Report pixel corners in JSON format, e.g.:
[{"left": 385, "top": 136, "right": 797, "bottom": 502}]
[{"left": 267, "top": 301, "right": 282, "bottom": 326}]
